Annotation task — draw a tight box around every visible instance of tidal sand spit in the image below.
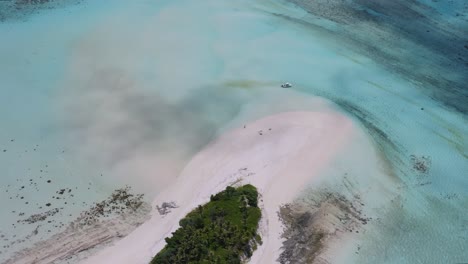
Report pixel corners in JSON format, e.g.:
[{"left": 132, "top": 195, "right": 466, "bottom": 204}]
[{"left": 81, "top": 110, "right": 374, "bottom": 264}]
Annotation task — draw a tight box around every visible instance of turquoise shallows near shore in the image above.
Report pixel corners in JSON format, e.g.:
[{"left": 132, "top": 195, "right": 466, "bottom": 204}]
[{"left": 0, "top": 0, "right": 466, "bottom": 263}]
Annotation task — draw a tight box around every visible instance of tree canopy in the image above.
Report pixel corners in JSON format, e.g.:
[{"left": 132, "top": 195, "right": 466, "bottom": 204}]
[{"left": 150, "top": 184, "right": 262, "bottom": 264}]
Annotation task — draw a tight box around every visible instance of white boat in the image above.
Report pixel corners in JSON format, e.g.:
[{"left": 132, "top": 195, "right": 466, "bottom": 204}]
[{"left": 281, "top": 82, "right": 292, "bottom": 88}]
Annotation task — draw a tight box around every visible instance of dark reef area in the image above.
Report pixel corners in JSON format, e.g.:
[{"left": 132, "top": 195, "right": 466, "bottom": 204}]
[
  {"left": 278, "top": 190, "right": 370, "bottom": 264},
  {"left": 0, "top": 0, "right": 84, "bottom": 22},
  {"left": 4, "top": 187, "right": 150, "bottom": 264},
  {"left": 284, "top": 0, "right": 468, "bottom": 115}
]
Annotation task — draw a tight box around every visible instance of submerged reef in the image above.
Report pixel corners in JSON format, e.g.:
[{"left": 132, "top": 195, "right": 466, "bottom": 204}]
[
  {"left": 409, "top": 155, "right": 432, "bottom": 174},
  {"left": 4, "top": 187, "right": 150, "bottom": 264},
  {"left": 333, "top": 100, "right": 399, "bottom": 152},
  {"left": 0, "top": 0, "right": 83, "bottom": 22},
  {"left": 283, "top": 0, "right": 468, "bottom": 115}
]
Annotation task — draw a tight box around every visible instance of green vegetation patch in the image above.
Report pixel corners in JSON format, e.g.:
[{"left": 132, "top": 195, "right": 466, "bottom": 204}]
[{"left": 151, "top": 184, "right": 262, "bottom": 264}]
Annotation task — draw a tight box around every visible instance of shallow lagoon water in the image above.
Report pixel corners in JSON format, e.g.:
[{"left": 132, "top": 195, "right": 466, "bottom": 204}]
[{"left": 0, "top": 0, "right": 466, "bottom": 263}]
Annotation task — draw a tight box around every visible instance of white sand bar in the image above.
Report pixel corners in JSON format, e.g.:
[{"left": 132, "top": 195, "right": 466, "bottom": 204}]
[{"left": 81, "top": 111, "right": 357, "bottom": 264}]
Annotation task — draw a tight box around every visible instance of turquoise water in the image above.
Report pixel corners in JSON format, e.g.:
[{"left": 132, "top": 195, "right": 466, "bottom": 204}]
[{"left": 0, "top": 0, "right": 466, "bottom": 262}]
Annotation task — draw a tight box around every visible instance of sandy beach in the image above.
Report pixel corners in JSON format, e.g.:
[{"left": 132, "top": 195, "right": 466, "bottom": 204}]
[{"left": 81, "top": 110, "right": 358, "bottom": 264}]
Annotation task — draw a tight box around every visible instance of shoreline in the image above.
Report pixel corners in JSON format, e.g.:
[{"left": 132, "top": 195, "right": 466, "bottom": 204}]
[
  {"left": 4, "top": 108, "right": 398, "bottom": 264},
  {"left": 81, "top": 110, "right": 358, "bottom": 264}
]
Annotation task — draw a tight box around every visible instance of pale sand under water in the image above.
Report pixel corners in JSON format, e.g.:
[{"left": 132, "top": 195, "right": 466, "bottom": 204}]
[{"left": 80, "top": 110, "right": 392, "bottom": 264}]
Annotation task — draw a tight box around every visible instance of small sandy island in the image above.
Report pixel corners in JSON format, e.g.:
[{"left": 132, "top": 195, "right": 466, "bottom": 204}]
[{"left": 82, "top": 111, "right": 357, "bottom": 264}]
